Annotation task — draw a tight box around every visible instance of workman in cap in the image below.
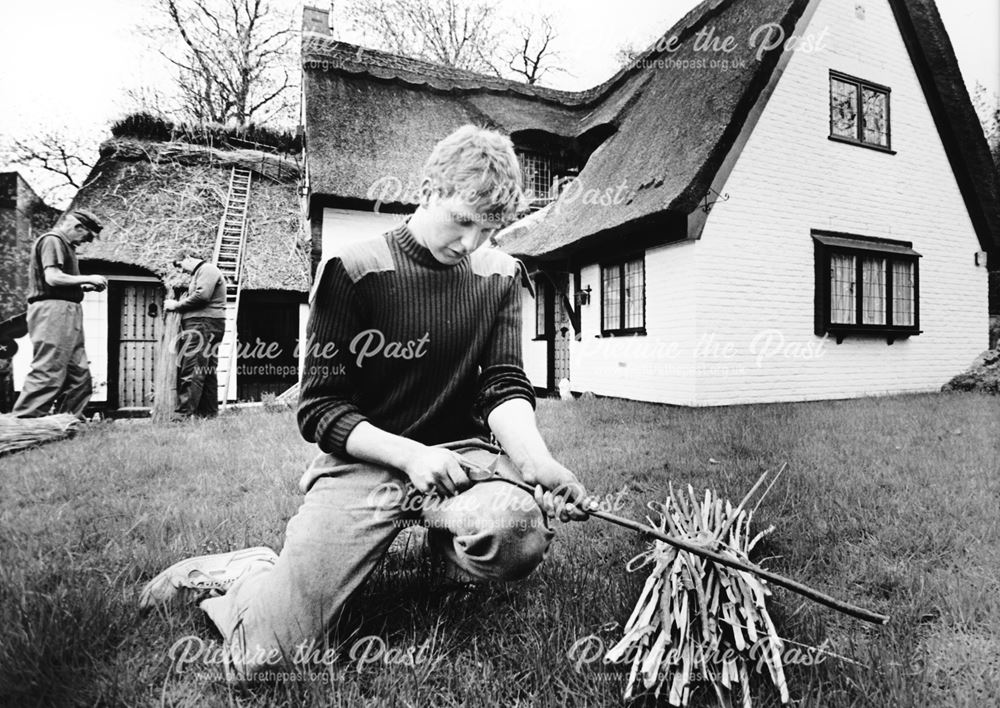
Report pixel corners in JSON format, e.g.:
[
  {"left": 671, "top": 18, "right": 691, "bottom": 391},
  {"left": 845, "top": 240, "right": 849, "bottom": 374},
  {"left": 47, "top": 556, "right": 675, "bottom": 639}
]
[{"left": 12, "top": 209, "right": 108, "bottom": 419}]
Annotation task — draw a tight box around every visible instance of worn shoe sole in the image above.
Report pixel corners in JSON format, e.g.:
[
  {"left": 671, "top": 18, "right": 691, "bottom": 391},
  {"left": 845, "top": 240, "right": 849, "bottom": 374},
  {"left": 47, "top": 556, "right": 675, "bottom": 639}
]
[{"left": 139, "top": 546, "right": 278, "bottom": 609}]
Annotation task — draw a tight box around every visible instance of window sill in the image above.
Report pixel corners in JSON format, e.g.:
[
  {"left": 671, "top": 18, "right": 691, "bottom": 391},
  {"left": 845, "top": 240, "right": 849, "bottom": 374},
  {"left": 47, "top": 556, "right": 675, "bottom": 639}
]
[
  {"left": 827, "top": 135, "right": 896, "bottom": 155},
  {"left": 532, "top": 335, "right": 549, "bottom": 342},
  {"left": 821, "top": 326, "right": 921, "bottom": 344},
  {"left": 597, "top": 328, "right": 647, "bottom": 338}
]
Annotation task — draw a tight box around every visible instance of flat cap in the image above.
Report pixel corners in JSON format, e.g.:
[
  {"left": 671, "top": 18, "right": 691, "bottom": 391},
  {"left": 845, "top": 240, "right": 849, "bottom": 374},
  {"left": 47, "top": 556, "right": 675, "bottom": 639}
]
[{"left": 70, "top": 209, "right": 103, "bottom": 235}]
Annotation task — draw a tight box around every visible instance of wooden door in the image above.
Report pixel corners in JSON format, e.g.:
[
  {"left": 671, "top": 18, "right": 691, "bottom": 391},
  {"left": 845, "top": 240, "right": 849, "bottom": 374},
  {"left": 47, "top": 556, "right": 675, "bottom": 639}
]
[
  {"left": 117, "top": 284, "right": 163, "bottom": 408},
  {"left": 553, "top": 274, "right": 571, "bottom": 386}
]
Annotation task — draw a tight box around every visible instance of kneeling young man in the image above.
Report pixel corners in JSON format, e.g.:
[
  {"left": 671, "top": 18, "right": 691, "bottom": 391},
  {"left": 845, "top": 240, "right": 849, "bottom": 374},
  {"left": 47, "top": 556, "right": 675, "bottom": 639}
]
[{"left": 141, "top": 125, "right": 590, "bottom": 678}]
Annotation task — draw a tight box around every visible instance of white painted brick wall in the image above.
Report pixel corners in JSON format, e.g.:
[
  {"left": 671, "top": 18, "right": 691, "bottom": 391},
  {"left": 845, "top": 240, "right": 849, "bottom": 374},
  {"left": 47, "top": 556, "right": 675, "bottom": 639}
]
[
  {"left": 571, "top": 241, "right": 700, "bottom": 405},
  {"left": 520, "top": 286, "right": 548, "bottom": 387},
  {"left": 322, "top": 208, "right": 405, "bottom": 259},
  {"left": 692, "top": 0, "right": 988, "bottom": 405},
  {"left": 12, "top": 290, "right": 109, "bottom": 403},
  {"left": 82, "top": 291, "right": 108, "bottom": 403}
]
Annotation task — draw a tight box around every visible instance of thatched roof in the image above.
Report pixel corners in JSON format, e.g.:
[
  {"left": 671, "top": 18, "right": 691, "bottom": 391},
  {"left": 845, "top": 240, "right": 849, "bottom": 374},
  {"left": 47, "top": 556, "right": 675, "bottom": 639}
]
[
  {"left": 71, "top": 139, "right": 309, "bottom": 292},
  {"left": 501, "top": 0, "right": 1000, "bottom": 260},
  {"left": 302, "top": 2, "right": 999, "bottom": 265},
  {"left": 497, "top": 0, "right": 808, "bottom": 259},
  {"left": 301, "top": 10, "right": 653, "bottom": 207},
  {"left": 890, "top": 0, "right": 1000, "bottom": 260}
]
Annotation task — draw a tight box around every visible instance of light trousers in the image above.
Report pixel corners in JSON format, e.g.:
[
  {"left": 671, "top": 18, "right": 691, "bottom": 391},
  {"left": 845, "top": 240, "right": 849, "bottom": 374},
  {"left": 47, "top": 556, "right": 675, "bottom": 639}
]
[
  {"left": 12, "top": 300, "right": 91, "bottom": 418},
  {"left": 200, "top": 441, "right": 553, "bottom": 677}
]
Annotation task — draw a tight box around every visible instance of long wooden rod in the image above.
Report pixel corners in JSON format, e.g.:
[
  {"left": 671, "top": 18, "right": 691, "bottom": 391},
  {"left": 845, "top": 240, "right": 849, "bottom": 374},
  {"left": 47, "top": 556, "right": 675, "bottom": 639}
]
[{"left": 459, "top": 460, "right": 889, "bottom": 625}]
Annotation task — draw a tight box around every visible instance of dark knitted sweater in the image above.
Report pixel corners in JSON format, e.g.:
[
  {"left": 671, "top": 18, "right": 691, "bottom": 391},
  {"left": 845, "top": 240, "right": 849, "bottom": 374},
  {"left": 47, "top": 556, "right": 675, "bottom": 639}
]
[{"left": 298, "top": 222, "right": 535, "bottom": 457}]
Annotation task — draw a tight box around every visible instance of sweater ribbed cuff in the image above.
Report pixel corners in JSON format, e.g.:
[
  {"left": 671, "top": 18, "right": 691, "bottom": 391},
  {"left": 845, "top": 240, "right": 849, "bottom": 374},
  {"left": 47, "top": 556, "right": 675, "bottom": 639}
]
[
  {"left": 316, "top": 409, "right": 369, "bottom": 456},
  {"left": 476, "top": 364, "right": 536, "bottom": 420}
]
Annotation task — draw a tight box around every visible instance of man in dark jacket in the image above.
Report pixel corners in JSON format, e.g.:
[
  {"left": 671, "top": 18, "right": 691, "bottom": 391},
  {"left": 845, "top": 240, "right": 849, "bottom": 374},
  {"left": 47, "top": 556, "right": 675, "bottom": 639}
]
[
  {"left": 164, "top": 248, "right": 227, "bottom": 419},
  {"left": 13, "top": 209, "right": 107, "bottom": 419}
]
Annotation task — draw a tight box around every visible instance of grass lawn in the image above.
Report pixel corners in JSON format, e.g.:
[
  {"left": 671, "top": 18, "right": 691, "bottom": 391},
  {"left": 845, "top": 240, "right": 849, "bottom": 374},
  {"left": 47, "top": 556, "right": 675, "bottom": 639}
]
[{"left": 1, "top": 393, "right": 998, "bottom": 707}]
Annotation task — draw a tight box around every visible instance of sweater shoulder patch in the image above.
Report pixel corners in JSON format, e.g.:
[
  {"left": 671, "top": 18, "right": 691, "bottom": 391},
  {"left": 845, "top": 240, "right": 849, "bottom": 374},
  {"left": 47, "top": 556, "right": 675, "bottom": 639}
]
[
  {"left": 470, "top": 247, "right": 517, "bottom": 279},
  {"left": 329, "top": 236, "right": 395, "bottom": 283}
]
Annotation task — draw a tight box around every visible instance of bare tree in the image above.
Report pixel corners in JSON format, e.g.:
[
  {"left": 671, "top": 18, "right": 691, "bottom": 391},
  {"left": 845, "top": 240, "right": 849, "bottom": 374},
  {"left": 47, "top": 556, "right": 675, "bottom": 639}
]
[
  {"left": 614, "top": 42, "right": 646, "bottom": 70},
  {"left": 145, "top": 0, "right": 298, "bottom": 126},
  {"left": 341, "top": 0, "right": 562, "bottom": 84},
  {"left": 491, "top": 15, "right": 566, "bottom": 85},
  {"left": 4, "top": 131, "right": 96, "bottom": 205}
]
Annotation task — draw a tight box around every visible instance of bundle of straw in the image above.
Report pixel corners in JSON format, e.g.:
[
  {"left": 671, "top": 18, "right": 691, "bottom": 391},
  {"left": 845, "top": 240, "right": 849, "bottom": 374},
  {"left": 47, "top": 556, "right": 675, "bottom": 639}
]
[
  {"left": 151, "top": 309, "right": 182, "bottom": 423},
  {"left": 605, "top": 476, "right": 787, "bottom": 707},
  {"left": 0, "top": 413, "right": 80, "bottom": 455}
]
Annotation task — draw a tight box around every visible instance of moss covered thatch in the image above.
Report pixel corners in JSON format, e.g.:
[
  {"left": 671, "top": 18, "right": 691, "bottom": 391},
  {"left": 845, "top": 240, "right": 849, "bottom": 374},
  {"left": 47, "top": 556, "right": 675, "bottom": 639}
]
[
  {"left": 111, "top": 112, "right": 301, "bottom": 154},
  {"left": 72, "top": 139, "right": 308, "bottom": 292}
]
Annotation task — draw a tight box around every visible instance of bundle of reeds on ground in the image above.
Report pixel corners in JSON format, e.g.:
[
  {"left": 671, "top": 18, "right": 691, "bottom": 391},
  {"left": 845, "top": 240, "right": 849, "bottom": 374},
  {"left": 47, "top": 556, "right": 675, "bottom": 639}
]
[
  {"left": 151, "top": 310, "right": 182, "bottom": 423},
  {"left": 0, "top": 413, "right": 80, "bottom": 455},
  {"left": 606, "top": 475, "right": 788, "bottom": 707}
]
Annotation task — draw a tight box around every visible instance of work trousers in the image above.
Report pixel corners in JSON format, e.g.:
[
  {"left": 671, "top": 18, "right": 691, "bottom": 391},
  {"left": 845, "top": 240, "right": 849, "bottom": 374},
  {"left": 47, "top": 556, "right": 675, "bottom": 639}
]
[
  {"left": 175, "top": 316, "right": 226, "bottom": 417},
  {"left": 12, "top": 300, "right": 91, "bottom": 419},
  {"left": 200, "top": 441, "right": 553, "bottom": 678}
]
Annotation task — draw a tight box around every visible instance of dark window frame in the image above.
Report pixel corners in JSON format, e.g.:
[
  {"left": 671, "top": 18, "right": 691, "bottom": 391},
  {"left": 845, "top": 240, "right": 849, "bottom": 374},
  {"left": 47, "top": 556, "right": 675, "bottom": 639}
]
[
  {"left": 813, "top": 231, "right": 921, "bottom": 344},
  {"left": 515, "top": 149, "right": 575, "bottom": 204},
  {"left": 600, "top": 254, "right": 646, "bottom": 336},
  {"left": 533, "top": 275, "right": 550, "bottom": 340},
  {"left": 828, "top": 70, "right": 895, "bottom": 154}
]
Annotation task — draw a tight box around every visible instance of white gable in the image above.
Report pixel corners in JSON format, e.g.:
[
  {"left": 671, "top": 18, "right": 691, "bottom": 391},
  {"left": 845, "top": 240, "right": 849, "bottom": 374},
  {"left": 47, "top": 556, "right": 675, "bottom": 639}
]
[{"left": 688, "top": 0, "right": 988, "bottom": 404}]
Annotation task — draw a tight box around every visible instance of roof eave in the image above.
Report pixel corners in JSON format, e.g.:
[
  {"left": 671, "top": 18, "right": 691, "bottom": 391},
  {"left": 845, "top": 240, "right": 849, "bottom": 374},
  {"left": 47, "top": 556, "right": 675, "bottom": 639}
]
[
  {"left": 887, "top": 0, "right": 1000, "bottom": 257},
  {"left": 508, "top": 210, "right": 689, "bottom": 263}
]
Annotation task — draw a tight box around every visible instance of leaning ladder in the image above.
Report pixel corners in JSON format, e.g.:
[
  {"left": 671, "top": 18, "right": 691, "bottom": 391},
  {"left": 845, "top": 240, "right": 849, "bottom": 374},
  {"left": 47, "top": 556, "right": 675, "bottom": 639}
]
[{"left": 213, "top": 167, "right": 252, "bottom": 405}]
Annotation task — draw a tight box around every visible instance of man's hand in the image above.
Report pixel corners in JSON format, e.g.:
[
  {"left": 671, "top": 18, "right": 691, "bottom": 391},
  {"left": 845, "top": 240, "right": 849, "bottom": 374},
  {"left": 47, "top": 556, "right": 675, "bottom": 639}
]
[
  {"left": 402, "top": 445, "right": 472, "bottom": 497},
  {"left": 86, "top": 275, "right": 108, "bottom": 292},
  {"left": 521, "top": 456, "right": 593, "bottom": 522},
  {"left": 163, "top": 299, "right": 179, "bottom": 311}
]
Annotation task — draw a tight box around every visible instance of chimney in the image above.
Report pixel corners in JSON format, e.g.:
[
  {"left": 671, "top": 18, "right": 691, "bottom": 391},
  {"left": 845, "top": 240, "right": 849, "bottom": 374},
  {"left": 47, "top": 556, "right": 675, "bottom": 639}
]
[{"left": 302, "top": 4, "right": 333, "bottom": 36}]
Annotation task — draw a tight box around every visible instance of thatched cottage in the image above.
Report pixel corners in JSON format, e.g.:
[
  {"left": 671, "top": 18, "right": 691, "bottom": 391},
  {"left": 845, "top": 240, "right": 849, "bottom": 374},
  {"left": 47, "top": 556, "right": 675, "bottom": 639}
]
[
  {"left": 10, "top": 139, "right": 310, "bottom": 413},
  {"left": 302, "top": 0, "right": 999, "bottom": 405}
]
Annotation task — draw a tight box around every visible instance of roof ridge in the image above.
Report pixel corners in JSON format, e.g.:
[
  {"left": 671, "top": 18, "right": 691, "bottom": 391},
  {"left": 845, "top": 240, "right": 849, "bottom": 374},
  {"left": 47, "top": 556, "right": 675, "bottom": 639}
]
[
  {"left": 302, "top": 0, "right": 735, "bottom": 110},
  {"left": 301, "top": 34, "right": 602, "bottom": 105}
]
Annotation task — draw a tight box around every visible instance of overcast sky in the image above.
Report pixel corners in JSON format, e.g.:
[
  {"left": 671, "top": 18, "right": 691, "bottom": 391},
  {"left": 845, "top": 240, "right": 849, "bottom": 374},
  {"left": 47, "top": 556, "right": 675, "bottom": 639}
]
[{"left": 0, "top": 0, "right": 997, "bottom": 205}]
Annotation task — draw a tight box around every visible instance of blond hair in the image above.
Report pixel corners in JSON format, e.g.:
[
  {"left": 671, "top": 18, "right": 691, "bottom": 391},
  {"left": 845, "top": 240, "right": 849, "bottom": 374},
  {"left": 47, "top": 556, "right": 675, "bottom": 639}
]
[{"left": 421, "top": 125, "right": 526, "bottom": 221}]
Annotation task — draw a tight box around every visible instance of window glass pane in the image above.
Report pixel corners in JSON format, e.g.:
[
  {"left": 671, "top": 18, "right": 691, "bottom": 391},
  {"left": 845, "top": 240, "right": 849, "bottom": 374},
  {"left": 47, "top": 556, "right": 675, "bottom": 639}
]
[
  {"left": 516, "top": 150, "right": 572, "bottom": 203},
  {"left": 862, "top": 88, "right": 888, "bottom": 146},
  {"left": 862, "top": 257, "right": 886, "bottom": 325},
  {"left": 535, "top": 279, "right": 547, "bottom": 337},
  {"left": 623, "top": 258, "right": 644, "bottom": 329},
  {"left": 602, "top": 265, "right": 620, "bottom": 331},
  {"left": 892, "top": 261, "right": 914, "bottom": 326},
  {"left": 831, "top": 78, "right": 858, "bottom": 139},
  {"left": 830, "top": 253, "right": 856, "bottom": 324}
]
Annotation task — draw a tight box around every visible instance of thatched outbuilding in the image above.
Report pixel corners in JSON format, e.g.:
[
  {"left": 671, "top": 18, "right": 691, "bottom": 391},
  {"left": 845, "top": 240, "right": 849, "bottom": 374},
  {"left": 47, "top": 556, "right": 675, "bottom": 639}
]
[{"left": 9, "top": 138, "right": 311, "bottom": 413}]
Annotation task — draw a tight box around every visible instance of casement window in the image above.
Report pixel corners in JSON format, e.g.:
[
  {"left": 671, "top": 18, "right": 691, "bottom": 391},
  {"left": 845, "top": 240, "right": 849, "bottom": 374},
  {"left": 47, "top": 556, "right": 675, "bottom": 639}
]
[
  {"left": 829, "top": 71, "right": 892, "bottom": 151},
  {"left": 600, "top": 255, "right": 645, "bottom": 336},
  {"left": 813, "top": 232, "right": 920, "bottom": 343},
  {"left": 534, "top": 276, "right": 549, "bottom": 339},
  {"left": 516, "top": 149, "right": 573, "bottom": 203}
]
